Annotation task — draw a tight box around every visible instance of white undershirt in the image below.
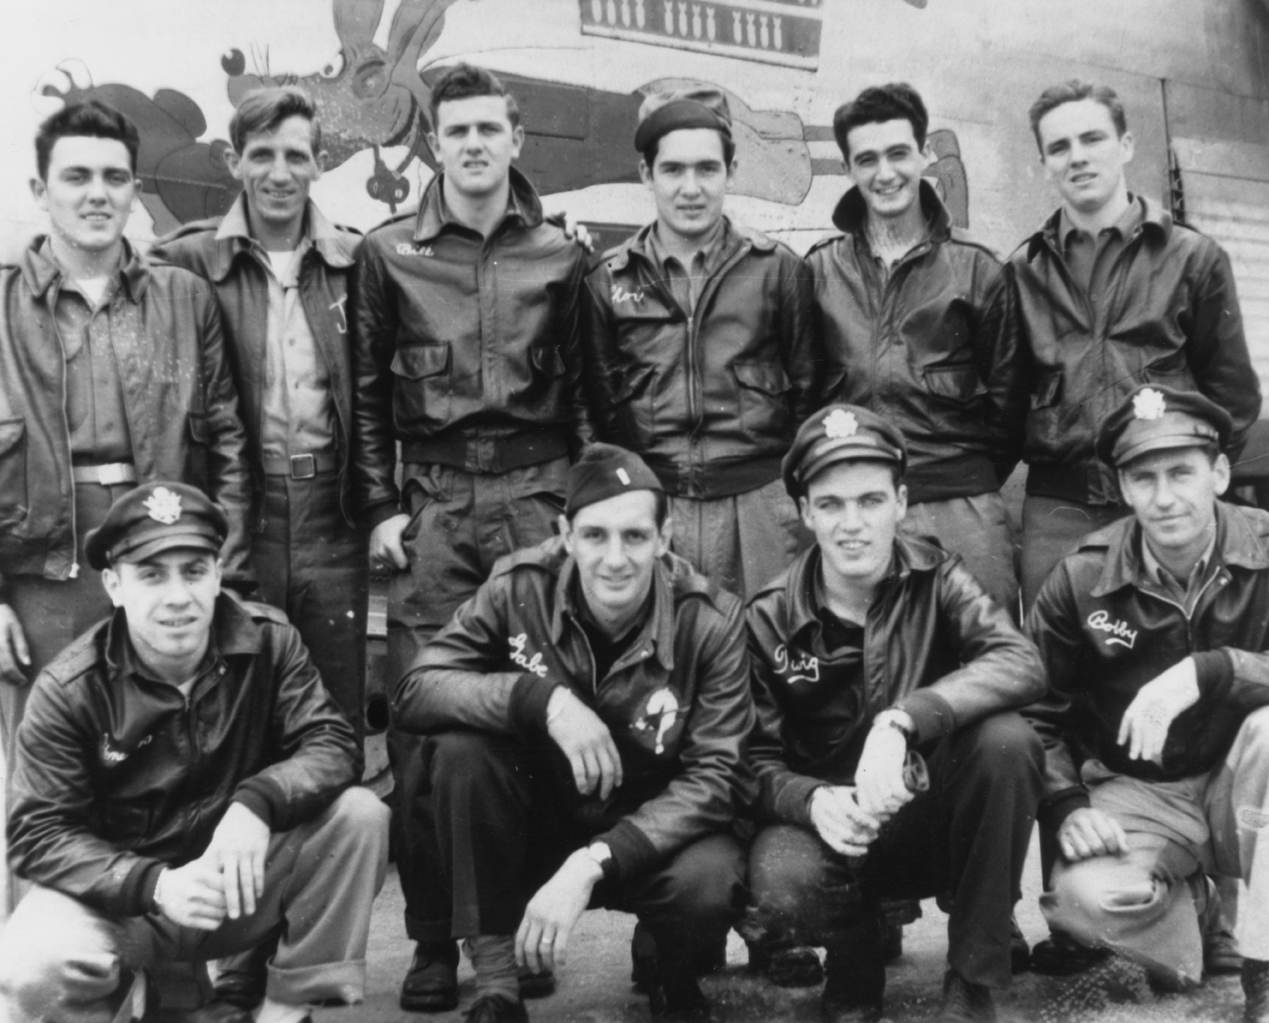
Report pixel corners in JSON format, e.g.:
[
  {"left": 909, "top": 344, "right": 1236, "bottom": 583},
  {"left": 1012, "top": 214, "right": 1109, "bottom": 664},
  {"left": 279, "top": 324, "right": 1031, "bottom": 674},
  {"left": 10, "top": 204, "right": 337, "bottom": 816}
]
[
  {"left": 75, "top": 275, "right": 110, "bottom": 307},
  {"left": 267, "top": 250, "right": 296, "bottom": 280}
]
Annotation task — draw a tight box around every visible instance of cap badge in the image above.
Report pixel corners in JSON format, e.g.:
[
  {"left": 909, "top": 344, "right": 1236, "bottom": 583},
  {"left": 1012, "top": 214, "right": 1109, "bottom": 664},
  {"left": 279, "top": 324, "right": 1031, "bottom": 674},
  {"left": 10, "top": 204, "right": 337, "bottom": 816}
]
[
  {"left": 1132, "top": 388, "right": 1167, "bottom": 422},
  {"left": 616, "top": 467, "right": 631, "bottom": 486},
  {"left": 144, "top": 487, "right": 183, "bottom": 525},
  {"left": 823, "top": 408, "right": 859, "bottom": 440}
]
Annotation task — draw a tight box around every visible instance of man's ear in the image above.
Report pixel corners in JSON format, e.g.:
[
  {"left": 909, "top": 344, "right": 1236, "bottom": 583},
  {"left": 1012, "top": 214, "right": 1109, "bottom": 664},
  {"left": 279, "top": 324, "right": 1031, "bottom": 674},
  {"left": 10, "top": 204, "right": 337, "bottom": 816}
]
[
  {"left": 1119, "top": 130, "right": 1135, "bottom": 167},
  {"left": 223, "top": 146, "right": 243, "bottom": 180},
  {"left": 798, "top": 494, "right": 814, "bottom": 532},
  {"left": 559, "top": 514, "right": 574, "bottom": 556},
  {"left": 656, "top": 515, "right": 673, "bottom": 556},
  {"left": 426, "top": 132, "right": 441, "bottom": 163},
  {"left": 1213, "top": 452, "right": 1232, "bottom": 497},
  {"left": 102, "top": 567, "right": 125, "bottom": 608},
  {"left": 29, "top": 176, "right": 48, "bottom": 211},
  {"left": 895, "top": 483, "right": 908, "bottom": 523},
  {"left": 639, "top": 159, "right": 653, "bottom": 188},
  {"left": 510, "top": 123, "right": 525, "bottom": 160},
  {"left": 212, "top": 557, "right": 225, "bottom": 596}
]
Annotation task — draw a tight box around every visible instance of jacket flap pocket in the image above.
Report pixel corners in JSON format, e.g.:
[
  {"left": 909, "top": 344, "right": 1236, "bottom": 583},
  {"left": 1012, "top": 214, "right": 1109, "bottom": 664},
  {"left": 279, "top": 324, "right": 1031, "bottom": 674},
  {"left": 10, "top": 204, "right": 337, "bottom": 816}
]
[
  {"left": 614, "top": 364, "right": 656, "bottom": 401},
  {"left": 733, "top": 360, "right": 790, "bottom": 395},
  {"left": 392, "top": 343, "right": 451, "bottom": 380},
  {"left": 0, "top": 418, "right": 25, "bottom": 457},
  {"left": 923, "top": 363, "right": 983, "bottom": 400},
  {"left": 1031, "top": 369, "right": 1062, "bottom": 410},
  {"left": 531, "top": 345, "right": 565, "bottom": 378},
  {"left": 186, "top": 408, "right": 210, "bottom": 443}
]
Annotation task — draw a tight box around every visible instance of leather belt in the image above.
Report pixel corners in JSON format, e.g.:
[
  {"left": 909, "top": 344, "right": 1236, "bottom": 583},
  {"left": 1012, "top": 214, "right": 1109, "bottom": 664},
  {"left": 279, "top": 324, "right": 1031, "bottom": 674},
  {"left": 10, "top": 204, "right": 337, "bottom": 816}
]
[
  {"left": 261, "top": 452, "right": 339, "bottom": 480},
  {"left": 402, "top": 430, "right": 569, "bottom": 473},
  {"left": 72, "top": 463, "right": 137, "bottom": 485}
]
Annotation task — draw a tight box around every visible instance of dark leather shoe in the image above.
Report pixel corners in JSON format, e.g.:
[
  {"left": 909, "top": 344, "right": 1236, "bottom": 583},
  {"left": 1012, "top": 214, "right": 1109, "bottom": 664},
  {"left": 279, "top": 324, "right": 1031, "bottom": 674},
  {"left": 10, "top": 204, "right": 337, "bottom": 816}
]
[
  {"left": 649, "top": 975, "right": 716, "bottom": 1022},
  {"left": 766, "top": 945, "right": 824, "bottom": 988},
  {"left": 936, "top": 969, "right": 996, "bottom": 1023},
  {"left": 1029, "top": 933, "right": 1110, "bottom": 976},
  {"left": 463, "top": 993, "right": 528, "bottom": 1022},
  {"left": 821, "top": 924, "right": 884, "bottom": 1023},
  {"left": 400, "top": 941, "right": 460, "bottom": 1012},
  {"left": 1244, "top": 958, "right": 1269, "bottom": 1023},
  {"left": 169, "top": 1002, "right": 255, "bottom": 1023}
]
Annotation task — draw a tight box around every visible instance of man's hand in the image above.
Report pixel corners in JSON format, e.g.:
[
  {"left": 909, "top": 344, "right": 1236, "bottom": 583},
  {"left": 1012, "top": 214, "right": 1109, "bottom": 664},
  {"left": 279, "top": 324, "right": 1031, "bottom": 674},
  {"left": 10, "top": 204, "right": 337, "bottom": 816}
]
[
  {"left": 369, "top": 513, "right": 411, "bottom": 572},
  {"left": 1117, "top": 657, "right": 1200, "bottom": 764},
  {"left": 809, "top": 786, "right": 881, "bottom": 858},
  {"left": 546, "top": 687, "right": 623, "bottom": 798},
  {"left": 153, "top": 861, "right": 228, "bottom": 930},
  {"left": 853, "top": 719, "right": 914, "bottom": 820},
  {"left": 198, "top": 802, "right": 271, "bottom": 920},
  {"left": 1058, "top": 806, "right": 1130, "bottom": 862},
  {"left": 553, "top": 212, "right": 595, "bottom": 253},
  {"left": 0, "top": 604, "right": 31, "bottom": 685},
  {"left": 515, "top": 848, "right": 602, "bottom": 974}
]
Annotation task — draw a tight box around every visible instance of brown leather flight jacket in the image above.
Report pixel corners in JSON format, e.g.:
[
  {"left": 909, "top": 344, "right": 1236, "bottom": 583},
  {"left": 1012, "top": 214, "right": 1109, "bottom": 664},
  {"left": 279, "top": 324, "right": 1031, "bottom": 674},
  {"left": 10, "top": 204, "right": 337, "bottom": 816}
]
[
  {"left": 1025, "top": 502, "right": 1269, "bottom": 831},
  {"left": 0, "top": 239, "right": 253, "bottom": 589},
  {"left": 393, "top": 536, "right": 755, "bottom": 883},
  {"left": 998, "top": 198, "right": 1261, "bottom": 505},
  {"left": 8, "top": 594, "right": 361, "bottom": 917},
  {"left": 151, "top": 199, "right": 363, "bottom": 529},
  {"left": 353, "top": 168, "right": 592, "bottom": 527},
  {"left": 746, "top": 536, "right": 1046, "bottom": 826},
  {"left": 583, "top": 219, "right": 821, "bottom": 499},
  {"left": 809, "top": 183, "right": 1021, "bottom": 504}
]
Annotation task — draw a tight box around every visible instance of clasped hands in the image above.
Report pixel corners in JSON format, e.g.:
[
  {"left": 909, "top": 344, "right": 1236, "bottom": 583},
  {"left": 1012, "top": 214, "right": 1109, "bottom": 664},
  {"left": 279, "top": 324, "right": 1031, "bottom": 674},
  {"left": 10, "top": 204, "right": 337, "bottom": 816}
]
[{"left": 811, "top": 719, "right": 913, "bottom": 858}]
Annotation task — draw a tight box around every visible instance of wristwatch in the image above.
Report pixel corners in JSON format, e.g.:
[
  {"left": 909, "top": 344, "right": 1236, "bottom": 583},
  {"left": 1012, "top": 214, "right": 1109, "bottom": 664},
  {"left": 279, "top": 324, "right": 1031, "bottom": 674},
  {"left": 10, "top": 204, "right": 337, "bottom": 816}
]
[{"left": 873, "top": 708, "right": 916, "bottom": 744}]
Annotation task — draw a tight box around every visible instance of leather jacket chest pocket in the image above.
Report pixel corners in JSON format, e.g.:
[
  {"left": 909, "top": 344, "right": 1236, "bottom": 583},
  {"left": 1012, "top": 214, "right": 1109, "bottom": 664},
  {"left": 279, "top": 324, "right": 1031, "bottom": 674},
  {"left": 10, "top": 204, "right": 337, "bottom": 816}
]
[
  {"left": 0, "top": 418, "right": 28, "bottom": 529},
  {"left": 391, "top": 343, "right": 452, "bottom": 429},
  {"left": 611, "top": 364, "right": 657, "bottom": 448},
  {"left": 733, "top": 360, "right": 791, "bottom": 440},
  {"left": 923, "top": 363, "right": 986, "bottom": 410},
  {"left": 529, "top": 344, "right": 566, "bottom": 399}
]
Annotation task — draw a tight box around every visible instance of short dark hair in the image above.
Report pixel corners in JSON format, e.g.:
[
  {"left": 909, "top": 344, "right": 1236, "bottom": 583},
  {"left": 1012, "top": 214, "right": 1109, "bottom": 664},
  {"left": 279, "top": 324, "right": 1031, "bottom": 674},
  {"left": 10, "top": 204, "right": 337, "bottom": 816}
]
[
  {"left": 36, "top": 100, "right": 140, "bottom": 180},
  {"left": 229, "top": 85, "right": 321, "bottom": 154},
  {"left": 1029, "top": 80, "right": 1127, "bottom": 152},
  {"left": 832, "top": 83, "right": 928, "bottom": 163},
  {"left": 565, "top": 490, "right": 669, "bottom": 528},
  {"left": 640, "top": 130, "right": 736, "bottom": 171},
  {"left": 429, "top": 63, "right": 520, "bottom": 133}
]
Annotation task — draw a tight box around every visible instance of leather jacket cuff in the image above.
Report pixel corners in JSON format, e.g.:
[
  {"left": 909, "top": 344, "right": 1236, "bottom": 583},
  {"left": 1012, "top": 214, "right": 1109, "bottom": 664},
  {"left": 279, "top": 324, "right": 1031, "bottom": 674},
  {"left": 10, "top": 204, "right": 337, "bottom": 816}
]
[
  {"left": 510, "top": 675, "right": 559, "bottom": 732},
  {"left": 894, "top": 690, "right": 955, "bottom": 745},
  {"left": 772, "top": 774, "right": 822, "bottom": 828},
  {"left": 1192, "top": 650, "right": 1234, "bottom": 698},
  {"left": 593, "top": 819, "right": 658, "bottom": 883},
  {"left": 231, "top": 787, "right": 277, "bottom": 832},
  {"left": 365, "top": 500, "right": 403, "bottom": 531},
  {"left": 1038, "top": 786, "right": 1091, "bottom": 832},
  {"left": 121, "top": 857, "right": 166, "bottom": 917}
]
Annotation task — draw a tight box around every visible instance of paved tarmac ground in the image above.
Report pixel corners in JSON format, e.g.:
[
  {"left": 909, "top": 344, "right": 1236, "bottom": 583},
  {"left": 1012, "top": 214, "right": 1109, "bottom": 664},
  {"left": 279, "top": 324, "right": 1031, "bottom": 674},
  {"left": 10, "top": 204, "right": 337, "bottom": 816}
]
[{"left": 314, "top": 830, "right": 1246, "bottom": 1023}]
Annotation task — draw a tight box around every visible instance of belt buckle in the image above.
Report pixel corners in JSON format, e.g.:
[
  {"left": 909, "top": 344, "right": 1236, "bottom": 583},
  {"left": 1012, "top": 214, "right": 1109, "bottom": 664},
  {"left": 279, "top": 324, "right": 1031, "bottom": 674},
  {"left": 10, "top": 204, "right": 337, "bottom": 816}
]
[
  {"left": 289, "top": 453, "right": 316, "bottom": 480},
  {"left": 98, "top": 463, "right": 131, "bottom": 486}
]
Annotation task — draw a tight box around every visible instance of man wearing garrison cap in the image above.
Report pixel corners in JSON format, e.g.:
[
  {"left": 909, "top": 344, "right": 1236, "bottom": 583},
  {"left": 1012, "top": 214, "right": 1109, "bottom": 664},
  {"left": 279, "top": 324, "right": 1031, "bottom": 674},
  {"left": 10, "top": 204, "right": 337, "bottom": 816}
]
[
  {"left": 583, "top": 83, "right": 822, "bottom": 601},
  {"left": 393, "top": 444, "right": 754, "bottom": 1021},
  {"left": 1026, "top": 385, "right": 1269, "bottom": 1019},
  {"left": 744, "top": 405, "right": 1045, "bottom": 1023},
  {"left": 0, "top": 483, "right": 389, "bottom": 1023}
]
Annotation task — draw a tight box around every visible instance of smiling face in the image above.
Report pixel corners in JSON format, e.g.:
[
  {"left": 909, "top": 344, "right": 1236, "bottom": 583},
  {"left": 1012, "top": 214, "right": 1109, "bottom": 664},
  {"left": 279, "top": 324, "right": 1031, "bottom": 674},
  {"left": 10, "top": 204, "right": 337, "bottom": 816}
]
[
  {"left": 1036, "top": 98, "right": 1134, "bottom": 216},
  {"left": 1118, "top": 447, "right": 1228, "bottom": 571},
  {"left": 800, "top": 460, "right": 906, "bottom": 591},
  {"left": 429, "top": 94, "right": 523, "bottom": 200},
  {"left": 562, "top": 490, "right": 670, "bottom": 630},
  {"left": 227, "top": 114, "right": 322, "bottom": 240},
  {"left": 640, "top": 128, "right": 733, "bottom": 246},
  {"left": 103, "top": 550, "right": 222, "bottom": 682},
  {"left": 844, "top": 117, "right": 928, "bottom": 222},
  {"left": 32, "top": 135, "right": 136, "bottom": 265}
]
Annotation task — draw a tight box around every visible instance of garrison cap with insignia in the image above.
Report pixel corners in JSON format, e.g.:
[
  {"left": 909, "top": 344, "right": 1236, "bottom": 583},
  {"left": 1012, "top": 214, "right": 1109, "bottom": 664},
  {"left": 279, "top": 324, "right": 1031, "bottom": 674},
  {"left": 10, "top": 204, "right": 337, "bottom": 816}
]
[
  {"left": 85, "top": 481, "right": 229, "bottom": 570},
  {"left": 783, "top": 403, "right": 908, "bottom": 500},
  {"left": 1095, "top": 384, "right": 1233, "bottom": 468},
  {"left": 566, "top": 443, "right": 663, "bottom": 517}
]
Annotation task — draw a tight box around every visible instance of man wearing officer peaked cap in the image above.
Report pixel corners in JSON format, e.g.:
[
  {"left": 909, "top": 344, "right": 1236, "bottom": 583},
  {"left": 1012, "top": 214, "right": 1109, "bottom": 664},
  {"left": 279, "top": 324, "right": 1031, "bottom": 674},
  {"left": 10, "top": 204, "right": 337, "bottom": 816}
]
[
  {"left": 0, "top": 482, "right": 389, "bottom": 1023},
  {"left": 744, "top": 405, "right": 1046, "bottom": 1023},
  {"left": 1026, "top": 385, "right": 1269, "bottom": 1020},
  {"left": 393, "top": 444, "right": 755, "bottom": 1022}
]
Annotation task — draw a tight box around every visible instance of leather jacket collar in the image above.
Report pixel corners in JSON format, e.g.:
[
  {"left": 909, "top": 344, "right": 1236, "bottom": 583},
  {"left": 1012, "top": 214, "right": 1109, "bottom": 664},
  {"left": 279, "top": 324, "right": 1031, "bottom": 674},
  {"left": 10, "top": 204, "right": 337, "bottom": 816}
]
[
  {"left": 603, "top": 214, "right": 775, "bottom": 274},
  {"left": 1025, "top": 194, "right": 1172, "bottom": 262},
  {"left": 21, "top": 235, "right": 150, "bottom": 303},
  {"left": 1087, "top": 500, "right": 1269, "bottom": 598},
  {"left": 830, "top": 178, "right": 953, "bottom": 245},
  {"left": 413, "top": 165, "right": 544, "bottom": 243},
  {"left": 104, "top": 593, "right": 265, "bottom": 682},
  {"left": 208, "top": 195, "right": 356, "bottom": 282}
]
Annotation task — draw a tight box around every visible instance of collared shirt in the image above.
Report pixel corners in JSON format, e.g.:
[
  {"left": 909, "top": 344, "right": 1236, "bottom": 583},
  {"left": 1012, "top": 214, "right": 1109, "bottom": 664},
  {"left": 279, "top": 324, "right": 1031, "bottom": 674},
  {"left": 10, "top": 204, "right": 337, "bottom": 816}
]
[
  {"left": 42, "top": 241, "right": 134, "bottom": 465},
  {"left": 645, "top": 218, "right": 730, "bottom": 316},
  {"left": 215, "top": 202, "right": 335, "bottom": 462},
  {"left": 1140, "top": 530, "right": 1219, "bottom": 617},
  {"left": 1060, "top": 195, "right": 1144, "bottom": 304}
]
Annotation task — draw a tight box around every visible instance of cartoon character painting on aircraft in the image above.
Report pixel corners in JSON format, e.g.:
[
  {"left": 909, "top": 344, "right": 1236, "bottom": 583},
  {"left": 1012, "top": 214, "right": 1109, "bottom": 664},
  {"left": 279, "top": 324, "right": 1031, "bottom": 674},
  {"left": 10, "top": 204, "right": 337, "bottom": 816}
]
[{"left": 33, "top": 0, "right": 969, "bottom": 231}]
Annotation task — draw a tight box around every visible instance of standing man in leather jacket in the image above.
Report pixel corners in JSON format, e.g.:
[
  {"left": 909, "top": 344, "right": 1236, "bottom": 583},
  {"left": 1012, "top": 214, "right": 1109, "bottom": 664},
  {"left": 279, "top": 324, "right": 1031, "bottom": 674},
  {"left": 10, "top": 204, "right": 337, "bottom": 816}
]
[
  {"left": 1026, "top": 385, "right": 1269, "bottom": 1020},
  {"left": 154, "top": 86, "right": 368, "bottom": 740},
  {"left": 392, "top": 444, "right": 753, "bottom": 1023},
  {"left": 996, "top": 80, "right": 1260, "bottom": 608},
  {"left": 0, "top": 101, "right": 252, "bottom": 914},
  {"left": 0, "top": 482, "right": 389, "bottom": 1023},
  {"left": 745, "top": 405, "right": 1045, "bottom": 1023},
  {"left": 152, "top": 85, "right": 370, "bottom": 1013},
  {"left": 810, "top": 83, "right": 1022, "bottom": 617},
  {"left": 584, "top": 85, "right": 821, "bottom": 601},
  {"left": 352, "top": 63, "right": 591, "bottom": 1010}
]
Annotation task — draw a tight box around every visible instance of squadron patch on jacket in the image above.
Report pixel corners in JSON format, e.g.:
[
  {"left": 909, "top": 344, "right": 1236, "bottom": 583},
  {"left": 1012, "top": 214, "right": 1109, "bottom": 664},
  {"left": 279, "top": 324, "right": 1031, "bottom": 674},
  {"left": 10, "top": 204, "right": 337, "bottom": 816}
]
[
  {"left": 100, "top": 731, "right": 154, "bottom": 766},
  {"left": 632, "top": 687, "right": 680, "bottom": 755}
]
